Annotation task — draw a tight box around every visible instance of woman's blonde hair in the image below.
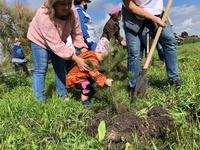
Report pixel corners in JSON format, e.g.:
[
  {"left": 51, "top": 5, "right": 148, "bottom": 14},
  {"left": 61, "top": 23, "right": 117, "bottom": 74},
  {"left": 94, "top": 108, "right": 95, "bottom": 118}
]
[{"left": 44, "top": 0, "right": 65, "bottom": 18}]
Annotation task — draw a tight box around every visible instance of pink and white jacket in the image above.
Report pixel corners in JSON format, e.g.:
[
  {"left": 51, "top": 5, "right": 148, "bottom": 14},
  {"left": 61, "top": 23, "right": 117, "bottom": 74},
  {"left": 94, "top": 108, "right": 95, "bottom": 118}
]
[{"left": 27, "top": 5, "right": 88, "bottom": 60}]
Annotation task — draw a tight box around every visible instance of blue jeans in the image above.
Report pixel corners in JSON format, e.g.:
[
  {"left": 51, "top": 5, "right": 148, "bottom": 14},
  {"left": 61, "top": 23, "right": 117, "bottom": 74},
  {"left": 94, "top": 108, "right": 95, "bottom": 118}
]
[
  {"left": 156, "top": 42, "right": 165, "bottom": 62},
  {"left": 125, "top": 19, "right": 179, "bottom": 88},
  {"left": 140, "top": 28, "right": 165, "bottom": 62},
  {"left": 31, "top": 42, "right": 67, "bottom": 101}
]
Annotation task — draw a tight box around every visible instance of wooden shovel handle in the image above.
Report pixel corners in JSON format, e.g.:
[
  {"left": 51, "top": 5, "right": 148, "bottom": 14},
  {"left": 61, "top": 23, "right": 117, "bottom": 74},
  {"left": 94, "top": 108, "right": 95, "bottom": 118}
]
[
  {"left": 146, "top": 28, "right": 150, "bottom": 54},
  {"left": 163, "top": 7, "right": 173, "bottom": 26},
  {"left": 167, "top": 15, "right": 173, "bottom": 26},
  {"left": 143, "top": 0, "right": 173, "bottom": 69}
]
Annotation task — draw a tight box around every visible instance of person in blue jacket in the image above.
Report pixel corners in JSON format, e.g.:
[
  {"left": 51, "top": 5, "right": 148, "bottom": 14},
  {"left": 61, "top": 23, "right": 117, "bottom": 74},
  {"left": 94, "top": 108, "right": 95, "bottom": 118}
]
[
  {"left": 74, "top": 0, "right": 97, "bottom": 54},
  {"left": 10, "top": 38, "right": 30, "bottom": 77}
]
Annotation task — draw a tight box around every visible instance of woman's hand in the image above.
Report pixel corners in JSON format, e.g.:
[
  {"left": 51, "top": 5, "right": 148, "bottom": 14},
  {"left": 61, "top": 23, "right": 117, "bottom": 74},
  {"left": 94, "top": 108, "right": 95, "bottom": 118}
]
[
  {"left": 80, "top": 48, "right": 88, "bottom": 53},
  {"left": 121, "top": 39, "right": 127, "bottom": 46},
  {"left": 72, "top": 54, "right": 89, "bottom": 71}
]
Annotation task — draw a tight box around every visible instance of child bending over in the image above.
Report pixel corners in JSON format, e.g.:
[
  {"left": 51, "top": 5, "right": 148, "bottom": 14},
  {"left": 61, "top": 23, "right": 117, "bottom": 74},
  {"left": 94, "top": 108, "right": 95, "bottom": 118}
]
[{"left": 66, "top": 37, "right": 113, "bottom": 108}]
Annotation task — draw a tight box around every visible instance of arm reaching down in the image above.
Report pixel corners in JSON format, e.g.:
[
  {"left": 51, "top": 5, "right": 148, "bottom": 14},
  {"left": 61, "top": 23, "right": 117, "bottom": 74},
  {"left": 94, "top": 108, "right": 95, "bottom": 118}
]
[{"left": 105, "top": 78, "right": 113, "bottom": 87}]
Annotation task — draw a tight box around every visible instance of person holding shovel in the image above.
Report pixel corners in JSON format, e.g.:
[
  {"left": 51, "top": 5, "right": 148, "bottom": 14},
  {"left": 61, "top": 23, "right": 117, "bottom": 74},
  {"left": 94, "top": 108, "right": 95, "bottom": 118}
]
[{"left": 122, "top": 0, "right": 182, "bottom": 96}]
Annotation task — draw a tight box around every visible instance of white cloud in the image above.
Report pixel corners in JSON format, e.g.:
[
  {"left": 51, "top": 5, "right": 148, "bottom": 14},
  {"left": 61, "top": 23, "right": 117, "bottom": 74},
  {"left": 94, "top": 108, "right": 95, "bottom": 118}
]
[
  {"left": 170, "top": 5, "right": 198, "bottom": 17},
  {"left": 170, "top": 5, "right": 200, "bottom": 35},
  {"left": 88, "top": 0, "right": 105, "bottom": 11},
  {"left": 6, "top": 1, "right": 200, "bottom": 36},
  {"left": 93, "top": 4, "right": 200, "bottom": 40},
  {"left": 93, "top": 2, "right": 200, "bottom": 40}
]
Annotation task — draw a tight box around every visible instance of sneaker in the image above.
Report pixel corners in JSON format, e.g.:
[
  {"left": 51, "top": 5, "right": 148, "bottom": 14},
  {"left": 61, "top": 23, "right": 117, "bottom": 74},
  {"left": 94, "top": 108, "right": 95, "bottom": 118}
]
[
  {"left": 127, "top": 86, "right": 136, "bottom": 102},
  {"left": 82, "top": 100, "right": 90, "bottom": 108},
  {"left": 170, "top": 79, "right": 183, "bottom": 87}
]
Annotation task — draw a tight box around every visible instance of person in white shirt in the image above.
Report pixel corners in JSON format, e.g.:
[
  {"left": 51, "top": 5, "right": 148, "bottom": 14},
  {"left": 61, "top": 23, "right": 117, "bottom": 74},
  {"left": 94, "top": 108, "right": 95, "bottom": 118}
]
[{"left": 122, "top": 0, "right": 182, "bottom": 95}]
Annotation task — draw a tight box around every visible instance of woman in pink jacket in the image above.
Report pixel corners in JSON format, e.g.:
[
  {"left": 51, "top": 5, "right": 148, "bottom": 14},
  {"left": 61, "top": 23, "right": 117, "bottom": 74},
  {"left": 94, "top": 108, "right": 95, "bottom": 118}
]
[{"left": 27, "top": 0, "right": 89, "bottom": 101}]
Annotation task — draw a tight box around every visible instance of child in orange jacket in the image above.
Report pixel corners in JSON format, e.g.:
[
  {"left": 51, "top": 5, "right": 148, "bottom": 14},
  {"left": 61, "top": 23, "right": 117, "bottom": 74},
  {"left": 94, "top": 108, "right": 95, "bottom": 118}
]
[{"left": 66, "top": 37, "right": 113, "bottom": 107}]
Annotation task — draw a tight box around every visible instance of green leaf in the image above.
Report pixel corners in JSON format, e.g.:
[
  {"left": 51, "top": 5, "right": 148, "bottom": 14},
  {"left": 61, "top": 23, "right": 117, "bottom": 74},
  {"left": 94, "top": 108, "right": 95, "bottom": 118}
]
[{"left": 98, "top": 120, "right": 106, "bottom": 142}]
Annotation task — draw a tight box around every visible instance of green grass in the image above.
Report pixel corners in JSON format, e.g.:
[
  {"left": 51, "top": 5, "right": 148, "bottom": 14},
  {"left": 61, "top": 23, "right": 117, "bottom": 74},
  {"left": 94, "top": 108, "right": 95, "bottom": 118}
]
[{"left": 0, "top": 42, "right": 200, "bottom": 149}]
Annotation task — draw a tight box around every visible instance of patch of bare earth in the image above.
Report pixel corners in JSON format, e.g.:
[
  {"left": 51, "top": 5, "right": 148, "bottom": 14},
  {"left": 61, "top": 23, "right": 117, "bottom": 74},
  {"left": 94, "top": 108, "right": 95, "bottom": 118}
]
[{"left": 85, "top": 105, "right": 174, "bottom": 149}]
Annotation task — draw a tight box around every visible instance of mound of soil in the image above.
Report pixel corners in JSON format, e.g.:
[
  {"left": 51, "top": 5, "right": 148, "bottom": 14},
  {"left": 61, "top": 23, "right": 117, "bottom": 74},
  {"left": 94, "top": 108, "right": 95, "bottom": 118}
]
[{"left": 85, "top": 105, "right": 174, "bottom": 148}]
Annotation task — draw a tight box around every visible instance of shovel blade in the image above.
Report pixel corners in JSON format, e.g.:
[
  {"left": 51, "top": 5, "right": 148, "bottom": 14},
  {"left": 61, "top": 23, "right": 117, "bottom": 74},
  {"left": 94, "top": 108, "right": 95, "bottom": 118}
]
[{"left": 134, "top": 75, "right": 149, "bottom": 98}]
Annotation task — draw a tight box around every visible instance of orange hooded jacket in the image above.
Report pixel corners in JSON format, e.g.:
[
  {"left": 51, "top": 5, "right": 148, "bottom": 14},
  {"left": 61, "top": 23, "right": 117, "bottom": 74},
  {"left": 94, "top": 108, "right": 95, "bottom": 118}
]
[{"left": 66, "top": 51, "right": 107, "bottom": 88}]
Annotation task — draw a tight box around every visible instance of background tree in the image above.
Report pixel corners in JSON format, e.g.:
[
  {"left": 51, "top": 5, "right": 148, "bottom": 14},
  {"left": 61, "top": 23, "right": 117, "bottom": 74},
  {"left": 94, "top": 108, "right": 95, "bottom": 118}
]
[
  {"left": 181, "top": 31, "right": 189, "bottom": 38},
  {"left": 0, "top": 0, "right": 35, "bottom": 64}
]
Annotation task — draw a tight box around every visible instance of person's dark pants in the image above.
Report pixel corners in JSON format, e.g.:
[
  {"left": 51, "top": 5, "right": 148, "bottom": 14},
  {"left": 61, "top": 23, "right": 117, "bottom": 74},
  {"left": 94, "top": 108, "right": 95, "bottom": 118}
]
[
  {"left": 14, "top": 63, "right": 30, "bottom": 77},
  {"left": 75, "top": 81, "right": 95, "bottom": 96}
]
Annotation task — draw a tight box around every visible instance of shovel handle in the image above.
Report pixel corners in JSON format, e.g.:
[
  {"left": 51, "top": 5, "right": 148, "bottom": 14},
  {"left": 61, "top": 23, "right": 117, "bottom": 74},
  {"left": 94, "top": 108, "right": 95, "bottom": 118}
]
[
  {"left": 146, "top": 28, "right": 150, "bottom": 54},
  {"left": 143, "top": 0, "right": 173, "bottom": 69},
  {"left": 163, "top": 7, "right": 173, "bottom": 26},
  {"left": 167, "top": 15, "right": 173, "bottom": 26}
]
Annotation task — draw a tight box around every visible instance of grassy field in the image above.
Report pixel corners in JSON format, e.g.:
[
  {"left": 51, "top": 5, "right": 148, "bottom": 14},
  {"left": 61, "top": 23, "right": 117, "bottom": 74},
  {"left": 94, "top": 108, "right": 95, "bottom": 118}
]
[{"left": 0, "top": 42, "right": 199, "bottom": 150}]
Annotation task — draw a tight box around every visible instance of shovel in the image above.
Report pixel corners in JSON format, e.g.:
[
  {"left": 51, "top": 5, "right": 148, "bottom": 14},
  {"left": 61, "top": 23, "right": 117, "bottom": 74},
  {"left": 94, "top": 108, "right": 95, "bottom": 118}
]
[
  {"left": 134, "top": 0, "right": 173, "bottom": 98},
  {"left": 141, "top": 28, "right": 150, "bottom": 66}
]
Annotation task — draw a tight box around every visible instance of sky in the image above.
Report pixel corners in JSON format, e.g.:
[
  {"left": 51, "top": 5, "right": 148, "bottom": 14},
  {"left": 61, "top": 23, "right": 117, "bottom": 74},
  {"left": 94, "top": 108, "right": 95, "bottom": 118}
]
[{"left": 5, "top": 0, "right": 200, "bottom": 38}]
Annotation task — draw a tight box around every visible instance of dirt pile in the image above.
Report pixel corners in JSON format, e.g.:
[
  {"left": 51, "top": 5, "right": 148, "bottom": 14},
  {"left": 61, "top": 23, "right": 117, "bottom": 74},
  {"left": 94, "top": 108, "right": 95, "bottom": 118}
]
[{"left": 86, "top": 105, "right": 174, "bottom": 148}]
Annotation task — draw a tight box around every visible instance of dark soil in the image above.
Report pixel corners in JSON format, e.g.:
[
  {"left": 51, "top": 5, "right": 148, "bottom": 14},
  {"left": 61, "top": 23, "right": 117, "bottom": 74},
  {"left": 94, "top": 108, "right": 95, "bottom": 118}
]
[{"left": 85, "top": 105, "right": 174, "bottom": 149}]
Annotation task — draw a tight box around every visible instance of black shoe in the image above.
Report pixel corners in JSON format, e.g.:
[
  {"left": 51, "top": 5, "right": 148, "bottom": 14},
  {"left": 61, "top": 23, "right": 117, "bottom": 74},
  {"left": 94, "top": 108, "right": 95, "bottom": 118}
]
[
  {"left": 82, "top": 100, "right": 90, "bottom": 108},
  {"left": 127, "top": 86, "right": 136, "bottom": 102},
  {"left": 170, "top": 79, "right": 183, "bottom": 87}
]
